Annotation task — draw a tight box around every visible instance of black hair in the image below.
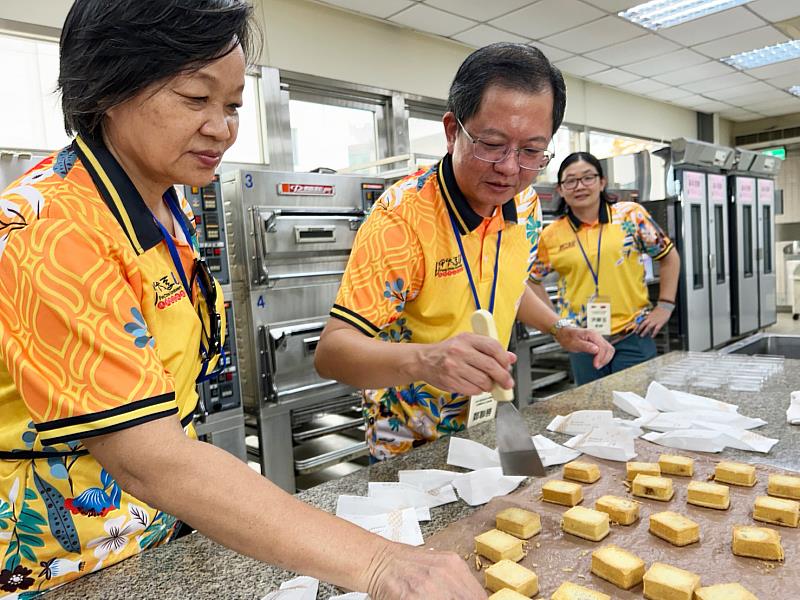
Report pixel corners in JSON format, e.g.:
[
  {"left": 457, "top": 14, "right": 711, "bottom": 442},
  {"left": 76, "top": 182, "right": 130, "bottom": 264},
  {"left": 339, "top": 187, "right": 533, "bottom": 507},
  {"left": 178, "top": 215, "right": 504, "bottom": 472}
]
[
  {"left": 59, "top": 0, "right": 260, "bottom": 141},
  {"left": 555, "top": 151, "right": 611, "bottom": 215},
  {"left": 446, "top": 43, "right": 566, "bottom": 137}
]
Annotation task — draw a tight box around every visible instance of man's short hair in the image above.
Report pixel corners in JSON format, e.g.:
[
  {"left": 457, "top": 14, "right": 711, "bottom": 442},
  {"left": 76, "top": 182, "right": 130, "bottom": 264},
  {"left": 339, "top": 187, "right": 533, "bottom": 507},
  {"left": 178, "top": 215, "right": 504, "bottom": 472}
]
[
  {"left": 446, "top": 43, "right": 566, "bottom": 136},
  {"left": 59, "top": 0, "right": 260, "bottom": 141}
]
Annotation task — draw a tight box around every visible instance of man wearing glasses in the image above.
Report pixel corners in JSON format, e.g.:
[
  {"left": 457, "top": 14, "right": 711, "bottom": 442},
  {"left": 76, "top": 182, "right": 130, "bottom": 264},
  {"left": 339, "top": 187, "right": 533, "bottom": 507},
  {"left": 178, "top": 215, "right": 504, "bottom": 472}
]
[{"left": 316, "top": 43, "right": 614, "bottom": 461}]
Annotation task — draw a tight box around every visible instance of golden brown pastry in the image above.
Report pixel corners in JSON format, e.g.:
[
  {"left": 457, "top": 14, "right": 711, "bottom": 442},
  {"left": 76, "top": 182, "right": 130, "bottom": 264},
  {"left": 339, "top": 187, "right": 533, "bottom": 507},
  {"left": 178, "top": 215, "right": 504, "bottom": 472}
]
[
  {"left": 694, "top": 582, "right": 758, "bottom": 600},
  {"left": 642, "top": 562, "right": 700, "bottom": 600},
  {"left": 590, "top": 544, "right": 645, "bottom": 590},
  {"left": 686, "top": 481, "right": 730, "bottom": 510},
  {"left": 632, "top": 474, "right": 674, "bottom": 501},
  {"left": 595, "top": 495, "right": 640, "bottom": 525},
  {"left": 626, "top": 461, "right": 661, "bottom": 481},
  {"left": 542, "top": 480, "right": 583, "bottom": 507},
  {"left": 484, "top": 559, "right": 538, "bottom": 597},
  {"left": 649, "top": 511, "right": 700, "bottom": 547},
  {"left": 474, "top": 529, "right": 524, "bottom": 563},
  {"left": 495, "top": 507, "right": 541, "bottom": 539},
  {"left": 563, "top": 460, "right": 601, "bottom": 484},
  {"left": 550, "top": 581, "right": 611, "bottom": 600},
  {"left": 753, "top": 495, "right": 800, "bottom": 528},
  {"left": 768, "top": 473, "right": 800, "bottom": 500},
  {"left": 488, "top": 588, "right": 531, "bottom": 600},
  {"left": 658, "top": 454, "right": 693, "bottom": 477},
  {"left": 731, "top": 525, "right": 784, "bottom": 561},
  {"left": 714, "top": 461, "right": 756, "bottom": 487},
  {"left": 561, "top": 506, "right": 610, "bottom": 542}
]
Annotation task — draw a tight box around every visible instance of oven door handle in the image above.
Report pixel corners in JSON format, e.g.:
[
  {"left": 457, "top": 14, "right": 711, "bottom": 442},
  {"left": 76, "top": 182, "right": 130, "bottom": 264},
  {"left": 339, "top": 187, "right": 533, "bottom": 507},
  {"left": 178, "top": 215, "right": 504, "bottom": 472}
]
[
  {"left": 257, "top": 325, "right": 278, "bottom": 404},
  {"left": 250, "top": 208, "right": 274, "bottom": 285},
  {"left": 266, "top": 270, "right": 345, "bottom": 285}
]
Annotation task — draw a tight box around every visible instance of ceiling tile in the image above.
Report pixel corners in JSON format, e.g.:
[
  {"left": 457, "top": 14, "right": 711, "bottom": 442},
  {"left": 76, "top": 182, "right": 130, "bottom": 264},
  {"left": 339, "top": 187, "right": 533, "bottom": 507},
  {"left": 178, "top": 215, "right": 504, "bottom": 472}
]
[
  {"left": 451, "top": 25, "right": 529, "bottom": 47},
  {"left": 703, "top": 83, "right": 777, "bottom": 103},
  {"left": 764, "top": 73, "right": 800, "bottom": 89},
  {"left": 759, "top": 106, "right": 800, "bottom": 117},
  {"left": 625, "top": 49, "right": 708, "bottom": 77},
  {"left": 669, "top": 94, "right": 712, "bottom": 107},
  {"left": 389, "top": 4, "right": 476, "bottom": 37},
  {"left": 748, "top": 58, "right": 800, "bottom": 80},
  {"left": 747, "top": 0, "right": 800, "bottom": 22},
  {"left": 729, "top": 90, "right": 795, "bottom": 105},
  {"left": 320, "top": 0, "right": 414, "bottom": 19},
  {"left": 540, "top": 16, "right": 644, "bottom": 53},
  {"left": 692, "top": 25, "right": 788, "bottom": 59},
  {"left": 581, "top": 0, "right": 641, "bottom": 10},
  {"left": 719, "top": 108, "right": 766, "bottom": 121},
  {"left": 554, "top": 55, "right": 608, "bottom": 77},
  {"left": 490, "top": 0, "right": 604, "bottom": 39},
  {"left": 645, "top": 87, "right": 697, "bottom": 101},
  {"left": 657, "top": 8, "right": 766, "bottom": 47},
  {"left": 584, "top": 34, "right": 680, "bottom": 67},
  {"left": 531, "top": 42, "right": 574, "bottom": 63},
  {"left": 584, "top": 68, "right": 641, "bottom": 86},
  {"left": 651, "top": 61, "right": 736, "bottom": 86},
  {"left": 424, "top": 0, "right": 536, "bottom": 21},
  {"left": 681, "top": 72, "right": 761, "bottom": 94},
  {"left": 616, "top": 78, "right": 669, "bottom": 94},
  {"left": 691, "top": 100, "right": 737, "bottom": 113},
  {"left": 746, "top": 95, "right": 800, "bottom": 110}
]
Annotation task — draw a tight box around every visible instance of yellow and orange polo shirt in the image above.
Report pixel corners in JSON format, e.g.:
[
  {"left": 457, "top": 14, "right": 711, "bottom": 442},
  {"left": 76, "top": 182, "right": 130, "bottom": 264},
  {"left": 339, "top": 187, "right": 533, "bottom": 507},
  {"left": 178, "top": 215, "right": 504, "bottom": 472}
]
[
  {"left": 331, "top": 154, "right": 541, "bottom": 460},
  {"left": 0, "top": 136, "right": 224, "bottom": 595},
  {"left": 530, "top": 200, "right": 673, "bottom": 336}
]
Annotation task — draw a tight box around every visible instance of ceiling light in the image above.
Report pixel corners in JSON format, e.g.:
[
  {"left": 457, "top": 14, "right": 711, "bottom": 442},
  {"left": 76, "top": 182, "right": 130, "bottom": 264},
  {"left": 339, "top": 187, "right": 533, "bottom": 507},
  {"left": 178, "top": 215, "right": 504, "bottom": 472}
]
[
  {"left": 721, "top": 40, "right": 800, "bottom": 70},
  {"left": 619, "top": 0, "right": 750, "bottom": 31},
  {"left": 789, "top": 86, "right": 800, "bottom": 98}
]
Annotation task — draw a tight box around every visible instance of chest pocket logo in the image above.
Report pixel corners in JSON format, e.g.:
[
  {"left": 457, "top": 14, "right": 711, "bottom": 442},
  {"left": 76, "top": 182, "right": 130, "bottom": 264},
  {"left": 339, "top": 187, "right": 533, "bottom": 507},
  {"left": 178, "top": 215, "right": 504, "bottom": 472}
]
[
  {"left": 153, "top": 272, "right": 187, "bottom": 310},
  {"left": 434, "top": 255, "right": 464, "bottom": 278}
]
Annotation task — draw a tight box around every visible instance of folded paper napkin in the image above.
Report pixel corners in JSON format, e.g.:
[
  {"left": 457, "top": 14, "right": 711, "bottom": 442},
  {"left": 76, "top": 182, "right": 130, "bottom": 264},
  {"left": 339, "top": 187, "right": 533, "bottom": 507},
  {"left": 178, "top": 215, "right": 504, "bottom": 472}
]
[
  {"left": 261, "top": 577, "right": 370, "bottom": 600},
  {"left": 788, "top": 391, "right": 800, "bottom": 425},
  {"left": 564, "top": 424, "right": 638, "bottom": 461},
  {"left": 446, "top": 435, "right": 580, "bottom": 471}
]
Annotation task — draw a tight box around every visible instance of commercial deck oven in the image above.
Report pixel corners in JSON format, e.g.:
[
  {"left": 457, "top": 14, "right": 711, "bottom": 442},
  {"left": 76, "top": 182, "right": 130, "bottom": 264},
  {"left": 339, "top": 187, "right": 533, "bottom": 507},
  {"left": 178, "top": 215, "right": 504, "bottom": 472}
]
[{"left": 221, "top": 170, "right": 385, "bottom": 492}]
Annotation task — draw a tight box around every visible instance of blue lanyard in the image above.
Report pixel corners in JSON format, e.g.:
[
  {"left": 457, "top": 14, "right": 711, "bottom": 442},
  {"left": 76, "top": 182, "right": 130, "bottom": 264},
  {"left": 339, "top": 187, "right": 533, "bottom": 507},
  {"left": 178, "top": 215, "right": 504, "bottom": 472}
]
[
  {"left": 574, "top": 224, "right": 603, "bottom": 296},
  {"left": 448, "top": 211, "right": 501, "bottom": 314}
]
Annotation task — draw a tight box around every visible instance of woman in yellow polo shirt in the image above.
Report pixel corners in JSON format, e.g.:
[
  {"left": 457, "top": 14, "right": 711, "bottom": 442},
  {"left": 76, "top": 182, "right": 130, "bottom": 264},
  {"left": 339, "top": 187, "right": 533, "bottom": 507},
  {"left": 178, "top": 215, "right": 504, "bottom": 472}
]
[
  {"left": 0, "top": 1, "right": 482, "bottom": 598},
  {"left": 530, "top": 152, "right": 680, "bottom": 384}
]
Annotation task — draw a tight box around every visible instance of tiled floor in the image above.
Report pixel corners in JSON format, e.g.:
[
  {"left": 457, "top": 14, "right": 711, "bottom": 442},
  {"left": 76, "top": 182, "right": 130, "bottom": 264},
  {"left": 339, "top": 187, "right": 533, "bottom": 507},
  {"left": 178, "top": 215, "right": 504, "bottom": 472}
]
[{"left": 768, "top": 312, "right": 800, "bottom": 335}]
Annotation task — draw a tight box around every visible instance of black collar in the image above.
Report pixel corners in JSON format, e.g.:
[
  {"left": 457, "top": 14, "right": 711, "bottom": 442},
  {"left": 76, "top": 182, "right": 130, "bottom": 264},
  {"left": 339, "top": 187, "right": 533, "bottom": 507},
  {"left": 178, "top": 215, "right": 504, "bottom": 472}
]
[
  {"left": 436, "top": 153, "right": 518, "bottom": 234},
  {"left": 567, "top": 199, "right": 611, "bottom": 231},
  {"left": 73, "top": 135, "right": 186, "bottom": 254}
]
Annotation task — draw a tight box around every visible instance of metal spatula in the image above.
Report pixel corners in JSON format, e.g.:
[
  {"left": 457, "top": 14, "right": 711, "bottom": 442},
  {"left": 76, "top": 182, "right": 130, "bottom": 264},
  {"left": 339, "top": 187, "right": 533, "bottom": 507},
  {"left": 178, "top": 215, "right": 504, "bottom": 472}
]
[{"left": 471, "top": 309, "right": 546, "bottom": 477}]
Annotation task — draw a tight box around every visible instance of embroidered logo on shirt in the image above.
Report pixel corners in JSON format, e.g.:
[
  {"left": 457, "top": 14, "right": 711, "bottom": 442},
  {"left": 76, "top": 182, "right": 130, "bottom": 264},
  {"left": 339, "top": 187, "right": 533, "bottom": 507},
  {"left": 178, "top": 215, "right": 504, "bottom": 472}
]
[
  {"left": 558, "top": 240, "right": 577, "bottom": 252},
  {"left": 153, "top": 273, "right": 186, "bottom": 310},
  {"left": 434, "top": 255, "right": 464, "bottom": 278}
]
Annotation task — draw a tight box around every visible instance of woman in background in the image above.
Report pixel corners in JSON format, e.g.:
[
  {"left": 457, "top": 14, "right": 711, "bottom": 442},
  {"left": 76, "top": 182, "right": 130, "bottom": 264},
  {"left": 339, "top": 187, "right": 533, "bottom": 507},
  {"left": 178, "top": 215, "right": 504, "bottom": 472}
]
[{"left": 529, "top": 152, "right": 680, "bottom": 384}]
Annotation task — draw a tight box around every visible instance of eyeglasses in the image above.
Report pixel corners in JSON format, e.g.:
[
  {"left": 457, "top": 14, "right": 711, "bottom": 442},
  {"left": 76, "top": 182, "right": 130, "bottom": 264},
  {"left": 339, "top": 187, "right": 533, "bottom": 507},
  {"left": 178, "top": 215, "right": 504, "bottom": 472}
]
[
  {"left": 560, "top": 173, "right": 600, "bottom": 190},
  {"left": 457, "top": 119, "right": 553, "bottom": 171},
  {"left": 191, "top": 258, "right": 223, "bottom": 369}
]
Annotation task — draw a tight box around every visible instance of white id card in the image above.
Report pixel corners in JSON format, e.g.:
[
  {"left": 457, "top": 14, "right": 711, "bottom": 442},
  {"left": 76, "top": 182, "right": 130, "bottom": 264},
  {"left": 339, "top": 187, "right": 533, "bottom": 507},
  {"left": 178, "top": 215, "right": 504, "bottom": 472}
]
[
  {"left": 586, "top": 296, "right": 612, "bottom": 335},
  {"left": 466, "top": 392, "right": 497, "bottom": 428}
]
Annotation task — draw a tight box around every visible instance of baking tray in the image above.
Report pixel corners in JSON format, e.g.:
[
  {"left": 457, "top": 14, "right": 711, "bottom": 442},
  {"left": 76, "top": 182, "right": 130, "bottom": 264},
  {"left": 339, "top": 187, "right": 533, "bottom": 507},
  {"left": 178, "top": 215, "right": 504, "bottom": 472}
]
[{"left": 425, "top": 440, "right": 798, "bottom": 598}]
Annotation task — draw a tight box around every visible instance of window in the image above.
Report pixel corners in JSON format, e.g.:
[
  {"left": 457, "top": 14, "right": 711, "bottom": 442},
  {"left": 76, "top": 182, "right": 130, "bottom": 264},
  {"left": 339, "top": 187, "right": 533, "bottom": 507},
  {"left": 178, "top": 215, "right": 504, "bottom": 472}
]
[
  {"left": 691, "top": 204, "right": 703, "bottom": 289},
  {"left": 223, "top": 74, "right": 266, "bottom": 164},
  {"left": 743, "top": 205, "right": 753, "bottom": 278},
  {"left": 588, "top": 130, "right": 665, "bottom": 160},
  {"left": 0, "top": 34, "right": 69, "bottom": 151},
  {"left": 289, "top": 100, "right": 378, "bottom": 172},
  {"left": 763, "top": 205, "right": 772, "bottom": 274},
  {"left": 408, "top": 116, "right": 446, "bottom": 159},
  {"left": 538, "top": 126, "right": 584, "bottom": 184},
  {"left": 714, "top": 205, "right": 725, "bottom": 284}
]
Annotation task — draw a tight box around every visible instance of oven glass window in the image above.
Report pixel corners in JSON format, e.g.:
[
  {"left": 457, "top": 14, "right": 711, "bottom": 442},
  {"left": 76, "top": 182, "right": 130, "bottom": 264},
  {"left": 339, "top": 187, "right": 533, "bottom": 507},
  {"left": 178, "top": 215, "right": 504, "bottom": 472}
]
[
  {"left": 691, "top": 203, "right": 703, "bottom": 289},
  {"left": 714, "top": 205, "right": 725, "bottom": 284},
  {"left": 743, "top": 205, "right": 753, "bottom": 278},
  {"left": 289, "top": 100, "right": 377, "bottom": 173},
  {"left": 763, "top": 205, "right": 773, "bottom": 274}
]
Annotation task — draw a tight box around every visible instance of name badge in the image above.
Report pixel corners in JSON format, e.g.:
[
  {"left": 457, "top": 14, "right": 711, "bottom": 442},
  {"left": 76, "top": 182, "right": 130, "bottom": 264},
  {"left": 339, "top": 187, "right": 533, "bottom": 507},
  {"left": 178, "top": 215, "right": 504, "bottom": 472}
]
[
  {"left": 467, "top": 392, "right": 497, "bottom": 428},
  {"left": 587, "top": 296, "right": 612, "bottom": 336}
]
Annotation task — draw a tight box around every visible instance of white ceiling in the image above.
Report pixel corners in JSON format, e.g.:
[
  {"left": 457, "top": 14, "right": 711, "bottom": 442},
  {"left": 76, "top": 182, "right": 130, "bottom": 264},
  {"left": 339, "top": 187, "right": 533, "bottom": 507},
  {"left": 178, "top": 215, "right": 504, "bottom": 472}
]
[{"left": 317, "top": 0, "right": 800, "bottom": 122}]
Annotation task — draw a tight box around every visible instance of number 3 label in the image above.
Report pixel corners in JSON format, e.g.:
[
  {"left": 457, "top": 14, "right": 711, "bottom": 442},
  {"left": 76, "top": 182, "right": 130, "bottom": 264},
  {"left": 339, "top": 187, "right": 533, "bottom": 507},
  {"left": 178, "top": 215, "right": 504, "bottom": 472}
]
[{"left": 245, "top": 173, "right": 254, "bottom": 189}]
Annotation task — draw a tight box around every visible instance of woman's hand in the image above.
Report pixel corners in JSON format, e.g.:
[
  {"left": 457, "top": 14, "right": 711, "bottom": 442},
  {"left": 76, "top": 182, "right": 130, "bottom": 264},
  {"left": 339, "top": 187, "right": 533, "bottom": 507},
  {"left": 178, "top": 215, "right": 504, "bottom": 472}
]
[
  {"left": 364, "top": 543, "right": 488, "bottom": 600},
  {"left": 554, "top": 327, "right": 615, "bottom": 369},
  {"left": 636, "top": 306, "right": 671, "bottom": 337}
]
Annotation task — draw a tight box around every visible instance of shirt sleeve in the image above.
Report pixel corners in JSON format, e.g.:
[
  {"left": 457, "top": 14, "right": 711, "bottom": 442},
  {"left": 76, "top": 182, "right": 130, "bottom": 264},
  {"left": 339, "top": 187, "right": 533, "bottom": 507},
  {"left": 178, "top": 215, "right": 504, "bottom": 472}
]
[
  {"left": 529, "top": 224, "right": 553, "bottom": 284},
  {"left": 0, "top": 219, "right": 177, "bottom": 446},
  {"left": 629, "top": 202, "right": 674, "bottom": 260},
  {"left": 331, "top": 206, "right": 424, "bottom": 337}
]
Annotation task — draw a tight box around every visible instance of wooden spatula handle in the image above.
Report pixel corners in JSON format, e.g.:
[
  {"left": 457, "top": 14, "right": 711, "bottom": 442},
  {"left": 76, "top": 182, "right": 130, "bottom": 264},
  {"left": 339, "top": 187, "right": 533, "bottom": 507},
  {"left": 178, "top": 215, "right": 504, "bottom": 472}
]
[{"left": 470, "top": 309, "right": 515, "bottom": 402}]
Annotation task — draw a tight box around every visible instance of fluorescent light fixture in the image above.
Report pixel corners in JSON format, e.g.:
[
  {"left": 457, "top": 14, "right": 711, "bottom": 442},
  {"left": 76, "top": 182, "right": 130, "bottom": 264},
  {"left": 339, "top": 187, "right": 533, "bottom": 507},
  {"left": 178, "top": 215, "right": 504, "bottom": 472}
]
[
  {"left": 721, "top": 40, "right": 800, "bottom": 70},
  {"left": 619, "top": 0, "right": 750, "bottom": 31},
  {"left": 789, "top": 86, "right": 800, "bottom": 98}
]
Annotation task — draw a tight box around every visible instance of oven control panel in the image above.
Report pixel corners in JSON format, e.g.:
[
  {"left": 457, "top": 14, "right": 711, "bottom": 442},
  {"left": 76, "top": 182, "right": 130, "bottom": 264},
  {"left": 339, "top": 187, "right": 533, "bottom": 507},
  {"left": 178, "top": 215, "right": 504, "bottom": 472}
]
[
  {"left": 196, "top": 299, "right": 242, "bottom": 415},
  {"left": 184, "top": 176, "right": 230, "bottom": 284}
]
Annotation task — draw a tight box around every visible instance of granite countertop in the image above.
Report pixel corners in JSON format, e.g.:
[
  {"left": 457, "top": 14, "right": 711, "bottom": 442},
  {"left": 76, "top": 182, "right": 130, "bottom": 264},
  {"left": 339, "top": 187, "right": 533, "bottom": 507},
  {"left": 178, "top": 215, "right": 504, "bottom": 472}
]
[{"left": 45, "top": 352, "right": 800, "bottom": 599}]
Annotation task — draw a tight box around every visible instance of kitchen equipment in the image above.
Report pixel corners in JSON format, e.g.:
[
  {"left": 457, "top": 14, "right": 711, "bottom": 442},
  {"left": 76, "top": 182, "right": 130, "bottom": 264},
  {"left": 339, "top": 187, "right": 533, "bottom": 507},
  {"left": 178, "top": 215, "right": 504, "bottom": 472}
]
[{"left": 471, "top": 309, "right": 545, "bottom": 477}]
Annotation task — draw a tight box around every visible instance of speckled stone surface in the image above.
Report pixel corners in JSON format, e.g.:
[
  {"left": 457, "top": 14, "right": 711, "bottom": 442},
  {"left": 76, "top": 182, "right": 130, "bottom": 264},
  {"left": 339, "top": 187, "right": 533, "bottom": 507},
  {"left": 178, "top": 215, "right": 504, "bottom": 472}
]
[{"left": 44, "top": 352, "right": 800, "bottom": 599}]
